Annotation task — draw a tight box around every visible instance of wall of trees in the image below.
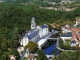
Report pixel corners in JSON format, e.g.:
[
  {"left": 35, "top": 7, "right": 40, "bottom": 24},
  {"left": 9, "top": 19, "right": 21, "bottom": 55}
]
[{"left": 0, "top": 3, "right": 80, "bottom": 60}]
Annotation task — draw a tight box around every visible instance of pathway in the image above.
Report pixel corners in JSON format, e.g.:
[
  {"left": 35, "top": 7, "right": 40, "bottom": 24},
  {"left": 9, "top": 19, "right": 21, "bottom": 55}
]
[{"left": 56, "top": 37, "right": 76, "bottom": 52}]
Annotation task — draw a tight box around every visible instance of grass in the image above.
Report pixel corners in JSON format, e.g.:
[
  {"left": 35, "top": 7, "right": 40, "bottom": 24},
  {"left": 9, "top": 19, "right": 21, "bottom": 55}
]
[{"left": 65, "top": 41, "right": 70, "bottom": 46}]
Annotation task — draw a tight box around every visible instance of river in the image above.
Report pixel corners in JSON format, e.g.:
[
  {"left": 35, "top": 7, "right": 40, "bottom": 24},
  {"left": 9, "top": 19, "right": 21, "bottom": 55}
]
[{"left": 42, "top": 40, "right": 60, "bottom": 55}]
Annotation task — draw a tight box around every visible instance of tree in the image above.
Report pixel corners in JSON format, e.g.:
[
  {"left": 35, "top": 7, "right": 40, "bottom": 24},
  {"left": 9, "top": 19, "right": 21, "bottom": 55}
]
[
  {"left": 36, "top": 50, "right": 48, "bottom": 60},
  {"left": 68, "top": 51, "right": 76, "bottom": 60},
  {"left": 55, "top": 51, "right": 71, "bottom": 60},
  {"left": 24, "top": 41, "right": 38, "bottom": 52},
  {"left": 23, "top": 57, "right": 28, "bottom": 60},
  {"left": 75, "top": 50, "right": 80, "bottom": 60}
]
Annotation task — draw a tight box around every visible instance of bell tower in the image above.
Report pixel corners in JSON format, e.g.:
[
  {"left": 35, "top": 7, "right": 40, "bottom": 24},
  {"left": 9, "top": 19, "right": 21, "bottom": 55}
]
[{"left": 31, "top": 17, "right": 36, "bottom": 29}]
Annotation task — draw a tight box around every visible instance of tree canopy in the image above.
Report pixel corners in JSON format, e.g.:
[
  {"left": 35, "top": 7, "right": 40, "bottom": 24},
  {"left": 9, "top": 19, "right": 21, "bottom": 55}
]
[
  {"left": 24, "top": 41, "right": 38, "bottom": 52},
  {"left": 0, "top": 3, "right": 80, "bottom": 60},
  {"left": 36, "top": 50, "right": 48, "bottom": 60},
  {"left": 55, "top": 51, "right": 71, "bottom": 60}
]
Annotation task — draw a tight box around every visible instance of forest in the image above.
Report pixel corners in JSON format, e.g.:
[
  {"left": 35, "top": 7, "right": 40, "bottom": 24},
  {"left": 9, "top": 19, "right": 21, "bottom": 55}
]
[
  {"left": 0, "top": 2, "right": 80, "bottom": 60},
  {"left": 4, "top": 0, "right": 61, "bottom": 3}
]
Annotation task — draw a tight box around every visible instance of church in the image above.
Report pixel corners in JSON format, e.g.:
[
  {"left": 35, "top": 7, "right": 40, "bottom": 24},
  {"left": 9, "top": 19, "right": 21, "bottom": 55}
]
[{"left": 19, "top": 17, "right": 49, "bottom": 47}]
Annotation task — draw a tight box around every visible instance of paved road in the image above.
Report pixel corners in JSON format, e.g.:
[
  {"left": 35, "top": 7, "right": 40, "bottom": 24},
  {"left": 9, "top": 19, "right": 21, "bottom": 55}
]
[{"left": 56, "top": 37, "right": 76, "bottom": 52}]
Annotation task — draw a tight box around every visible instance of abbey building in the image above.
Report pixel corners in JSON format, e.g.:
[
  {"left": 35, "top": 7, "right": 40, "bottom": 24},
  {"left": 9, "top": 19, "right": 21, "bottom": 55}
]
[{"left": 19, "top": 17, "right": 49, "bottom": 47}]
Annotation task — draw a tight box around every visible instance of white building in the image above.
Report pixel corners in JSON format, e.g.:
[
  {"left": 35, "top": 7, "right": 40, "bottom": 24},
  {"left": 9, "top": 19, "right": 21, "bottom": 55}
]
[
  {"left": 9, "top": 55, "right": 16, "bottom": 60},
  {"left": 61, "top": 0, "right": 76, "bottom": 4},
  {"left": 37, "top": 24, "right": 49, "bottom": 37},
  {"left": 70, "top": 40, "right": 76, "bottom": 47},
  {"left": 74, "top": 17, "right": 80, "bottom": 27},
  {"left": 19, "top": 17, "right": 49, "bottom": 47},
  {"left": 61, "top": 25, "right": 71, "bottom": 33},
  {"left": 60, "top": 32, "right": 72, "bottom": 41}
]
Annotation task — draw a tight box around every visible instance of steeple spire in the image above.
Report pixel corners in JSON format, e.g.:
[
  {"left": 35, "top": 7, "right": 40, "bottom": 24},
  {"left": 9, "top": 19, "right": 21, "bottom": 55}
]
[{"left": 31, "top": 17, "right": 36, "bottom": 30}]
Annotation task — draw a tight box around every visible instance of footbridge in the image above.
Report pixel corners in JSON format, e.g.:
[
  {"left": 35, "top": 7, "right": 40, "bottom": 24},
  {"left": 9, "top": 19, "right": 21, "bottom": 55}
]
[
  {"left": 38, "top": 38, "right": 58, "bottom": 49},
  {"left": 48, "top": 38, "right": 57, "bottom": 40}
]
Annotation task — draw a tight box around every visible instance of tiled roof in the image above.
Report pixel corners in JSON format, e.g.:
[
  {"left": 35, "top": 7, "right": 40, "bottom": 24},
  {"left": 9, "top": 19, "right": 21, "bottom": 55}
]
[
  {"left": 76, "top": 35, "right": 80, "bottom": 41},
  {"left": 62, "top": 25, "right": 80, "bottom": 44},
  {"left": 27, "top": 54, "right": 35, "bottom": 59}
]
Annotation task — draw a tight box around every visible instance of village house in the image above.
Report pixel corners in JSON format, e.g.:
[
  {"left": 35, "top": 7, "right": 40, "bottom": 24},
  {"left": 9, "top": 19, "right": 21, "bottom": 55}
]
[
  {"left": 74, "top": 17, "right": 80, "bottom": 27},
  {"left": 23, "top": 48, "right": 38, "bottom": 60},
  {"left": 9, "top": 55, "right": 16, "bottom": 60},
  {"left": 61, "top": 24, "right": 80, "bottom": 47},
  {"left": 61, "top": 0, "right": 76, "bottom": 4}
]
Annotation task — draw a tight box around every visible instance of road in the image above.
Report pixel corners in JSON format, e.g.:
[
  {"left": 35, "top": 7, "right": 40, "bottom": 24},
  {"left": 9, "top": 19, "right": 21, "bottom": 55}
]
[{"left": 56, "top": 37, "right": 76, "bottom": 52}]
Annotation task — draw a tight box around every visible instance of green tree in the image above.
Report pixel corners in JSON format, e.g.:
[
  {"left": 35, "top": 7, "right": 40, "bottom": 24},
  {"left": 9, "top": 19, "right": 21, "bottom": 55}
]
[
  {"left": 75, "top": 50, "right": 80, "bottom": 60},
  {"left": 24, "top": 41, "right": 38, "bottom": 52},
  {"left": 36, "top": 50, "right": 48, "bottom": 60},
  {"left": 23, "top": 57, "right": 28, "bottom": 60},
  {"left": 56, "top": 51, "right": 71, "bottom": 60}
]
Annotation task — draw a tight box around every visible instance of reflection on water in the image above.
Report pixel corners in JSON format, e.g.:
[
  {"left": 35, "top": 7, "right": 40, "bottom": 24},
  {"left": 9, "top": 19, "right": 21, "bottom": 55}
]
[{"left": 42, "top": 40, "right": 60, "bottom": 55}]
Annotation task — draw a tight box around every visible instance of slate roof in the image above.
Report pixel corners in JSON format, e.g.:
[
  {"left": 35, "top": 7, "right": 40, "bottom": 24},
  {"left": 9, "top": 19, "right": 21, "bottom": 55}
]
[
  {"left": 31, "top": 17, "right": 35, "bottom": 21},
  {"left": 61, "top": 32, "right": 72, "bottom": 37},
  {"left": 40, "top": 24, "right": 48, "bottom": 29},
  {"left": 26, "top": 30, "right": 33, "bottom": 33},
  {"left": 26, "top": 48, "right": 29, "bottom": 53},
  {"left": 24, "top": 30, "right": 38, "bottom": 40},
  {"left": 71, "top": 40, "right": 76, "bottom": 43},
  {"left": 29, "top": 30, "right": 38, "bottom": 40},
  {"left": 67, "top": 32, "right": 72, "bottom": 34}
]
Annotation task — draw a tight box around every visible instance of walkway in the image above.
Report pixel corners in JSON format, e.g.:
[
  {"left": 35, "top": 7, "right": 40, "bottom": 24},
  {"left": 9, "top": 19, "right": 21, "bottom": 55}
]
[
  {"left": 38, "top": 39, "right": 48, "bottom": 49},
  {"left": 19, "top": 30, "right": 58, "bottom": 60},
  {"left": 19, "top": 50, "right": 27, "bottom": 60},
  {"left": 56, "top": 37, "right": 76, "bottom": 52},
  {"left": 48, "top": 38, "right": 57, "bottom": 40},
  {"left": 56, "top": 38, "right": 64, "bottom": 51},
  {"left": 38, "top": 30, "right": 58, "bottom": 49},
  {"left": 39, "top": 30, "right": 58, "bottom": 40},
  {"left": 38, "top": 37, "right": 58, "bottom": 49}
]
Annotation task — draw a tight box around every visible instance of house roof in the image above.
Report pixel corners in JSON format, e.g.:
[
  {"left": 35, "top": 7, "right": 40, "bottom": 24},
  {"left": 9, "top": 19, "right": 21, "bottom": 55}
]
[
  {"left": 71, "top": 40, "right": 76, "bottom": 43},
  {"left": 67, "top": 32, "right": 72, "bottom": 34},
  {"left": 61, "top": 32, "right": 72, "bottom": 37},
  {"left": 61, "top": 34, "right": 72, "bottom": 37},
  {"left": 9, "top": 55, "right": 16, "bottom": 60},
  {"left": 28, "top": 54, "right": 35, "bottom": 59},
  {"left": 76, "top": 35, "right": 80, "bottom": 41}
]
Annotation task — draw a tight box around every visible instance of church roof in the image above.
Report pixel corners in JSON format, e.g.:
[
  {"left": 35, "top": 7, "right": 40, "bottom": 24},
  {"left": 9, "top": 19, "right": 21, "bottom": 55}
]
[
  {"left": 71, "top": 40, "right": 76, "bottom": 44},
  {"left": 29, "top": 30, "right": 38, "bottom": 40},
  {"left": 40, "top": 24, "right": 48, "bottom": 29},
  {"left": 26, "top": 30, "right": 33, "bottom": 33},
  {"left": 31, "top": 17, "right": 35, "bottom": 21},
  {"left": 24, "top": 30, "right": 38, "bottom": 40}
]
